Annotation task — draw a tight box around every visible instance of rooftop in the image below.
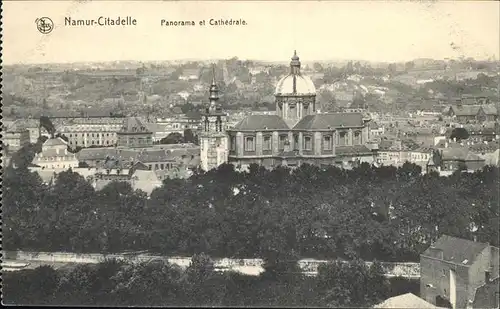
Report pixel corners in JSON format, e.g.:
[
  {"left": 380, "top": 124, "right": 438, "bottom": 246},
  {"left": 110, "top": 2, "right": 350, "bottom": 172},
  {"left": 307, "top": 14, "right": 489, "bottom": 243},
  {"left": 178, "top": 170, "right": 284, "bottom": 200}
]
[
  {"left": 232, "top": 115, "right": 290, "bottom": 131},
  {"left": 43, "top": 137, "right": 68, "bottom": 147},
  {"left": 118, "top": 117, "right": 152, "bottom": 134},
  {"left": 293, "top": 113, "right": 364, "bottom": 130},
  {"left": 422, "top": 235, "right": 490, "bottom": 266},
  {"left": 374, "top": 293, "right": 444, "bottom": 308}
]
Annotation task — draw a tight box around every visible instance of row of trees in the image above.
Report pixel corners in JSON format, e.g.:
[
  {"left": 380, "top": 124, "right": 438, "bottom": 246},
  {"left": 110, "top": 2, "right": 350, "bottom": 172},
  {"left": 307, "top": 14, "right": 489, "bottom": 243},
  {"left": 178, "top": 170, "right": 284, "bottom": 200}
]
[
  {"left": 4, "top": 143, "right": 499, "bottom": 261},
  {"left": 158, "top": 128, "right": 198, "bottom": 145},
  {"left": 3, "top": 253, "right": 416, "bottom": 307}
]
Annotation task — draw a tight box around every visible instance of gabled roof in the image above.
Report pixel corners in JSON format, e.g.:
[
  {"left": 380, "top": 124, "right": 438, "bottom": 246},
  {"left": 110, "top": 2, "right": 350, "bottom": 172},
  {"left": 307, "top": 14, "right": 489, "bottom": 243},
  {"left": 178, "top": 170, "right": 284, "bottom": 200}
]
[
  {"left": 374, "top": 293, "right": 443, "bottom": 308},
  {"left": 449, "top": 105, "right": 481, "bottom": 116},
  {"left": 118, "top": 117, "right": 152, "bottom": 134},
  {"left": 293, "top": 113, "right": 364, "bottom": 130},
  {"left": 422, "top": 235, "right": 489, "bottom": 266},
  {"left": 43, "top": 137, "right": 68, "bottom": 147},
  {"left": 440, "top": 147, "right": 484, "bottom": 162},
  {"left": 232, "top": 115, "right": 289, "bottom": 131},
  {"left": 481, "top": 104, "right": 498, "bottom": 115}
]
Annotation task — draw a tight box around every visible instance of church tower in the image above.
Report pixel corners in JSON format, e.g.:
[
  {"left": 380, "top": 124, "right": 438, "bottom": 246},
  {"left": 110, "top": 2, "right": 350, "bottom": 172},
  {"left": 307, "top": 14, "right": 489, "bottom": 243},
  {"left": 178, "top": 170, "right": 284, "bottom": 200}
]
[
  {"left": 200, "top": 65, "right": 228, "bottom": 171},
  {"left": 274, "top": 51, "right": 317, "bottom": 127}
]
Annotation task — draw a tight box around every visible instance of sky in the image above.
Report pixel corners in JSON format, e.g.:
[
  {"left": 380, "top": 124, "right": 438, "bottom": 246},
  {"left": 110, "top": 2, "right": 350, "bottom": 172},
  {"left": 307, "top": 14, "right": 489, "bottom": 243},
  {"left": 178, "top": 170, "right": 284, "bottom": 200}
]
[{"left": 3, "top": 0, "right": 500, "bottom": 64}]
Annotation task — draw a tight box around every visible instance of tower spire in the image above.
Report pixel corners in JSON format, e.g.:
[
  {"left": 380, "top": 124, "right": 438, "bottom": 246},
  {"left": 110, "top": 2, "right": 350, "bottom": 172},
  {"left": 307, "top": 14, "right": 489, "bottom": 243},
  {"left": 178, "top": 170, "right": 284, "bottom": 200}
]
[
  {"left": 209, "top": 64, "right": 219, "bottom": 110},
  {"left": 211, "top": 64, "right": 217, "bottom": 86}
]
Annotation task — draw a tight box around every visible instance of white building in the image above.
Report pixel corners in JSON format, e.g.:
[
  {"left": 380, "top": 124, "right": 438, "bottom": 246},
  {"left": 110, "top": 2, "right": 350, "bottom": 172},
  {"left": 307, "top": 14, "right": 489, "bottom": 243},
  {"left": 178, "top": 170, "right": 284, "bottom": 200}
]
[{"left": 31, "top": 137, "right": 79, "bottom": 169}]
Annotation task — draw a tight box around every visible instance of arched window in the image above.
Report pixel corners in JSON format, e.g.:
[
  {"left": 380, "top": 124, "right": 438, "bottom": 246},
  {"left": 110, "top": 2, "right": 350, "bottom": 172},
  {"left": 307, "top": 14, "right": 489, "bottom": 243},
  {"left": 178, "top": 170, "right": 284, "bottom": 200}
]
[
  {"left": 354, "top": 131, "right": 362, "bottom": 145},
  {"left": 278, "top": 135, "right": 287, "bottom": 150},
  {"left": 339, "top": 131, "right": 348, "bottom": 146},
  {"left": 216, "top": 116, "right": 223, "bottom": 132},
  {"left": 245, "top": 136, "right": 255, "bottom": 151},
  {"left": 230, "top": 136, "right": 237, "bottom": 151},
  {"left": 323, "top": 135, "right": 332, "bottom": 150},
  {"left": 204, "top": 118, "right": 210, "bottom": 131}
]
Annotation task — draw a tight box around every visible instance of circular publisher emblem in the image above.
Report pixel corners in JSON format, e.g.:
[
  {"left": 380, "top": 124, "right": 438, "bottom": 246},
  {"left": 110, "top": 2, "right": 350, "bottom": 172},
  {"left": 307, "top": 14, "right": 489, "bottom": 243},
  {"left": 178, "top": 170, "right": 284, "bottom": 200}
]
[{"left": 36, "top": 17, "right": 54, "bottom": 34}]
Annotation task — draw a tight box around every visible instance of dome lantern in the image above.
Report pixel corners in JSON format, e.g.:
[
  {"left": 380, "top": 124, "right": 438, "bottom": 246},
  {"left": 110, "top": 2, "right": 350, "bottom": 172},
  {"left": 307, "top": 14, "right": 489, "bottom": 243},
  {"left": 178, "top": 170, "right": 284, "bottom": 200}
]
[
  {"left": 274, "top": 51, "right": 317, "bottom": 127},
  {"left": 290, "top": 50, "right": 301, "bottom": 74}
]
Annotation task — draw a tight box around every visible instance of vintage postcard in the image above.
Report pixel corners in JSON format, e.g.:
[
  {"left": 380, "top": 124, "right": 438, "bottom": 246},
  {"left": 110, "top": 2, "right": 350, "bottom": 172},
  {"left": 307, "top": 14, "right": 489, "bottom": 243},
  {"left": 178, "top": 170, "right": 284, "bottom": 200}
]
[{"left": 1, "top": 0, "right": 499, "bottom": 307}]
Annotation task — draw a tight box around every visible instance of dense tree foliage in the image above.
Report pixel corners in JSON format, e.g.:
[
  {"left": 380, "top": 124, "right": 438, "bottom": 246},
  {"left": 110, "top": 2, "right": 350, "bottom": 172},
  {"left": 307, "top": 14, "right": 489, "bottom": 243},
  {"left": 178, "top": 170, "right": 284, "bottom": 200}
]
[
  {"left": 450, "top": 127, "right": 470, "bottom": 141},
  {"left": 4, "top": 144, "right": 499, "bottom": 261},
  {"left": 160, "top": 132, "right": 184, "bottom": 144},
  {"left": 159, "top": 130, "right": 198, "bottom": 144},
  {"left": 3, "top": 258, "right": 405, "bottom": 307}
]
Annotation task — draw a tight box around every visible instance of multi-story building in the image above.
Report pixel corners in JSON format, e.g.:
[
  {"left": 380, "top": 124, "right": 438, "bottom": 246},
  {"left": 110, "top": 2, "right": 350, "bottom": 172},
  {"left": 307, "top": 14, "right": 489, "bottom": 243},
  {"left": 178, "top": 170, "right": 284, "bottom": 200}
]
[
  {"left": 6, "top": 118, "right": 41, "bottom": 143},
  {"left": 225, "top": 51, "right": 375, "bottom": 170},
  {"left": 427, "top": 146, "right": 485, "bottom": 174},
  {"left": 60, "top": 125, "right": 121, "bottom": 148},
  {"left": 376, "top": 140, "right": 406, "bottom": 167},
  {"left": 369, "top": 122, "right": 385, "bottom": 139},
  {"left": 57, "top": 117, "right": 123, "bottom": 148},
  {"left": 464, "top": 123, "right": 499, "bottom": 143},
  {"left": 116, "top": 117, "right": 153, "bottom": 148},
  {"left": 76, "top": 142, "right": 200, "bottom": 174},
  {"left": 407, "top": 146, "right": 434, "bottom": 170},
  {"left": 3, "top": 128, "right": 30, "bottom": 153},
  {"left": 443, "top": 104, "right": 498, "bottom": 124},
  {"left": 31, "top": 137, "right": 79, "bottom": 169},
  {"left": 420, "top": 235, "right": 499, "bottom": 309},
  {"left": 155, "top": 112, "right": 202, "bottom": 136}
]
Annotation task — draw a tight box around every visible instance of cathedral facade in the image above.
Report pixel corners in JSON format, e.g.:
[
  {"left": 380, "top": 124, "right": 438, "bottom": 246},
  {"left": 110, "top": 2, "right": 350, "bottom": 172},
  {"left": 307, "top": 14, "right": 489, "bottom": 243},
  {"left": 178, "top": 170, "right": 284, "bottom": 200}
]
[{"left": 200, "top": 51, "right": 376, "bottom": 171}]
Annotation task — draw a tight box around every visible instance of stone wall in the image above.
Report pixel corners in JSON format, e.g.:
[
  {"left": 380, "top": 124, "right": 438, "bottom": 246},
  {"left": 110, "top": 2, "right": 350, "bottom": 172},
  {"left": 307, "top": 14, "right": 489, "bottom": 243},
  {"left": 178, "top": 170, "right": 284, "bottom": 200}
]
[{"left": 3, "top": 251, "right": 420, "bottom": 278}]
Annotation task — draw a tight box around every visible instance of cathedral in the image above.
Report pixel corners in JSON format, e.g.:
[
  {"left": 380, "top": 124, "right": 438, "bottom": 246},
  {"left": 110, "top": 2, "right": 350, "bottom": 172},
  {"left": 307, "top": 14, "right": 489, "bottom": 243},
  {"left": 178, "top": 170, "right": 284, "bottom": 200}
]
[{"left": 200, "top": 51, "right": 376, "bottom": 171}]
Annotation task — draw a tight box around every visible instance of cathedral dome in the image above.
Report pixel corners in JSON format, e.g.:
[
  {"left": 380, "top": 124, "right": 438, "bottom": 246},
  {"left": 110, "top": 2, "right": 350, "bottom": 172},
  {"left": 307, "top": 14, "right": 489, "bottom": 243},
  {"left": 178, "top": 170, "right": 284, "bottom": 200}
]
[{"left": 275, "top": 51, "right": 316, "bottom": 96}]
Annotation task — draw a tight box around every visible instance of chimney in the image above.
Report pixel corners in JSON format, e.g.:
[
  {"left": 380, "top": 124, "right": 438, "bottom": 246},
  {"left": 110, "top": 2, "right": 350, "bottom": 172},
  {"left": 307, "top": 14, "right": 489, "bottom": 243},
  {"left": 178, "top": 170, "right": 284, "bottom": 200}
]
[
  {"left": 485, "top": 269, "right": 491, "bottom": 283},
  {"left": 428, "top": 247, "right": 444, "bottom": 260}
]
